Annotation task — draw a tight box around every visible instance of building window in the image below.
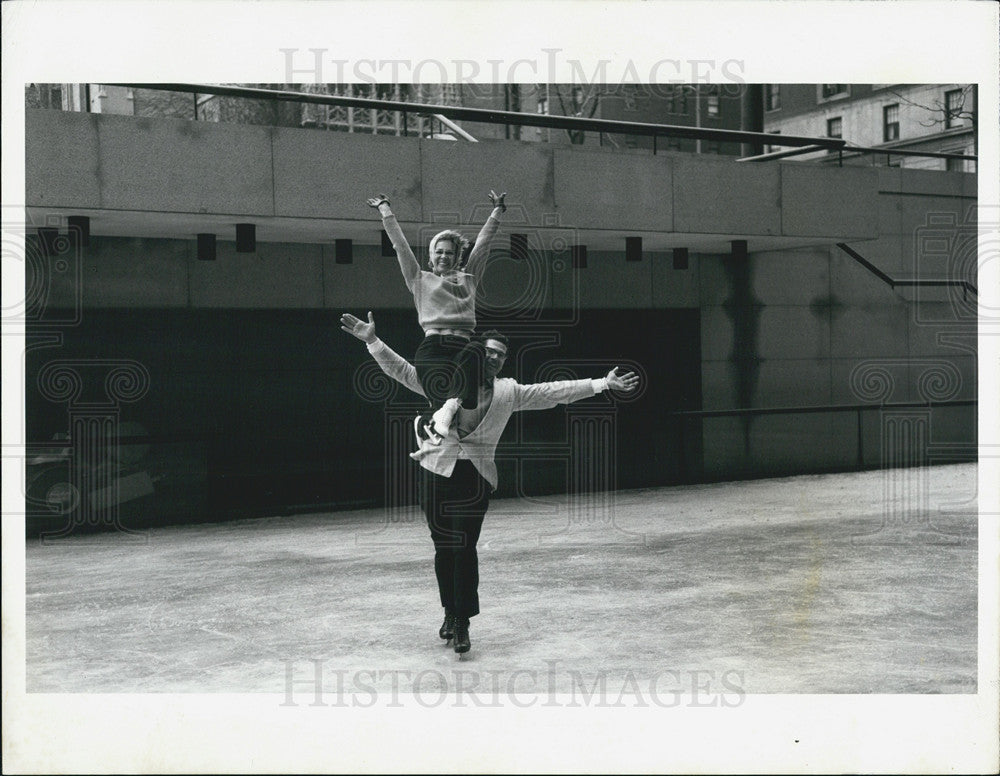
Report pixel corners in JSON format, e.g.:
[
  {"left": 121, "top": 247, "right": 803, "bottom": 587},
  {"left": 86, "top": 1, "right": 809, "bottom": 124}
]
[
  {"left": 765, "top": 84, "right": 780, "bottom": 111},
  {"left": 537, "top": 96, "right": 548, "bottom": 115},
  {"left": 946, "top": 156, "right": 965, "bottom": 172},
  {"left": 820, "top": 84, "right": 849, "bottom": 100},
  {"left": 945, "top": 89, "right": 964, "bottom": 129},
  {"left": 883, "top": 104, "right": 899, "bottom": 141},
  {"left": 706, "top": 94, "right": 720, "bottom": 118},
  {"left": 826, "top": 117, "right": 842, "bottom": 138}
]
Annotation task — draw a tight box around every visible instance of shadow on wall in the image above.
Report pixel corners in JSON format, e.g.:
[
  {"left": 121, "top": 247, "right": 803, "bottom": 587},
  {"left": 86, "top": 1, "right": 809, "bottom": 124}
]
[{"left": 24, "top": 307, "right": 700, "bottom": 534}]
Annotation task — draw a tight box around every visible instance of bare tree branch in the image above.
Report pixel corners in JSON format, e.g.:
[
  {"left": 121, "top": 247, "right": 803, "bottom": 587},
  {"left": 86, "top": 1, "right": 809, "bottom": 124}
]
[{"left": 886, "top": 85, "right": 975, "bottom": 129}]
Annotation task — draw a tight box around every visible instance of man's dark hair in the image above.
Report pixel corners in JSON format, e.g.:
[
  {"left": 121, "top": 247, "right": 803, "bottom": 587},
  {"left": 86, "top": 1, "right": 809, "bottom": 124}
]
[{"left": 479, "top": 330, "right": 509, "bottom": 348}]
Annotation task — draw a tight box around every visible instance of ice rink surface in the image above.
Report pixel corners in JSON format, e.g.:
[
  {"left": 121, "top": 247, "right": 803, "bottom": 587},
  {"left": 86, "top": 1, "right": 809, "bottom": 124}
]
[{"left": 26, "top": 463, "right": 977, "bottom": 695}]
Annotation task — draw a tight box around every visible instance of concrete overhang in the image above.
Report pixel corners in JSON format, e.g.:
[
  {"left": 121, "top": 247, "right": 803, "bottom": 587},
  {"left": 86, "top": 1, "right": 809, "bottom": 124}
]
[
  {"left": 26, "top": 109, "right": 882, "bottom": 253},
  {"left": 23, "top": 206, "right": 871, "bottom": 254}
]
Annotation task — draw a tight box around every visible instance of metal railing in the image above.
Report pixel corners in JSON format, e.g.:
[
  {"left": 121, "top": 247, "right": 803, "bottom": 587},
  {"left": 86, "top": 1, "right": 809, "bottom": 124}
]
[
  {"left": 110, "top": 82, "right": 849, "bottom": 154},
  {"left": 107, "top": 83, "right": 978, "bottom": 167},
  {"left": 667, "top": 399, "right": 977, "bottom": 475},
  {"left": 837, "top": 243, "right": 978, "bottom": 298},
  {"left": 740, "top": 143, "right": 977, "bottom": 167}
]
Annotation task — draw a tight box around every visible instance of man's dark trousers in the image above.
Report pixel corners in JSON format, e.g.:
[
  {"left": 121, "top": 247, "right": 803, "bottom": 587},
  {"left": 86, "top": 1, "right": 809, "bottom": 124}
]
[{"left": 419, "top": 459, "right": 491, "bottom": 620}]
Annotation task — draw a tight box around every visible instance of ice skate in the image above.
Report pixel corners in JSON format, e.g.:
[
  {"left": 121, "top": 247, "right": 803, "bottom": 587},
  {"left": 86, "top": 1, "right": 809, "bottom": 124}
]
[
  {"left": 453, "top": 618, "right": 471, "bottom": 656},
  {"left": 429, "top": 399, "right": 461, "bottom": 441},
  {"left": 409, "top": 436, "right": 435, "bottom": 461},
  {"left": 439, "top": 609, "right": 456, "bottom": 643},
  {"left": 409, "top": 415, "right": 441, "bottom": 460},
  {"left": 413, "top": 413, "right": 443, "bottom": 446}
]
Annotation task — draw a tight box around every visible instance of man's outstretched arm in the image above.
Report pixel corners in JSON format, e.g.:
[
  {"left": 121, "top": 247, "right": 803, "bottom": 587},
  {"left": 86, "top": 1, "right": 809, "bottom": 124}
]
[
  {"left": 512, "top": 367, "right": 640, "bottom": 412},
  {"left": 340, "top": 311, "right": 425, "bottom": 397}
]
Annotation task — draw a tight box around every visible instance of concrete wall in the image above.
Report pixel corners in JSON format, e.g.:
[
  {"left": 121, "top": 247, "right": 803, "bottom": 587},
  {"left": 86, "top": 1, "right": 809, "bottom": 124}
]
[
  {"left": 697, "top": 170, "right": 977, "bottom": 478},
  {"left": 40, "top": 236, "right": 418, "bottom": 310}
]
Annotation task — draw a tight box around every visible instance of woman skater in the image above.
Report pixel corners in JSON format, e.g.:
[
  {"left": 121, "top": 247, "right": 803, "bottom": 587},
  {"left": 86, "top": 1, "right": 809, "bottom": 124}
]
[{"left": 367, "top": 191, "right": 506, "bottom": 458}]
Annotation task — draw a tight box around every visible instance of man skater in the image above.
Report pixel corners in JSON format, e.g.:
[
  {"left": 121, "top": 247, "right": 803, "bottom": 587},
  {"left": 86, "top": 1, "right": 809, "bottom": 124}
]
[{"left": 341, "top": 311, "right": 640, "bottom": 656}]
